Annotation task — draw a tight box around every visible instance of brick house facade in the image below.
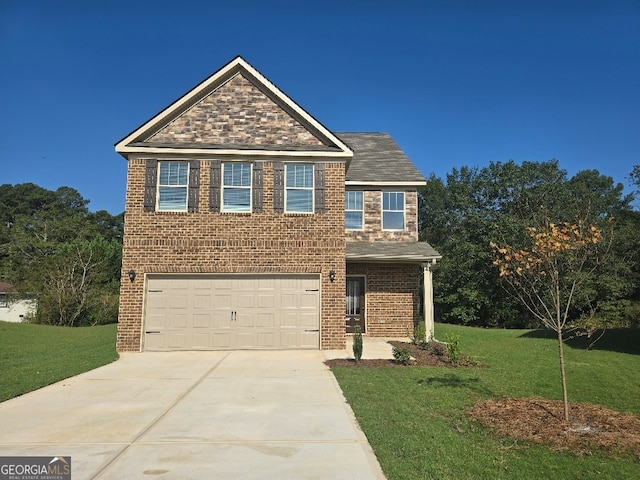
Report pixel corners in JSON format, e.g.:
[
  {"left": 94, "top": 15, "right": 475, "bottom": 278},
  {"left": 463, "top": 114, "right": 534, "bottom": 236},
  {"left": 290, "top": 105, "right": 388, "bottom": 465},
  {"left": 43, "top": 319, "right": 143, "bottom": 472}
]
[{"left": 115, "top": 57, "right": 440, "bottom": 352}]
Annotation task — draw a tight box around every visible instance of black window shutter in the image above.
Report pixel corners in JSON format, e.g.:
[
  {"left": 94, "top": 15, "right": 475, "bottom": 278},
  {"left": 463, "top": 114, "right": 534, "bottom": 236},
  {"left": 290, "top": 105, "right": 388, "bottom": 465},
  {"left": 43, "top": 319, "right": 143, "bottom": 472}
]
[
  {"left": 273, "top": 161, "right": 285, "bottom": 213},
  {"left": 252, "top": 162, "right": 263, "bottom": 213},
  {"left": 143, "top": 159, "right": 158, "bottom": 212},
  {"left": 315, "top": 163, "right": 326, "bottom": 213},
  {"left": 187, "top": 160, "right": 200, "bottom": 212},
  {"left": 209, "top": 160, "right": 221, "bottom": 212}
]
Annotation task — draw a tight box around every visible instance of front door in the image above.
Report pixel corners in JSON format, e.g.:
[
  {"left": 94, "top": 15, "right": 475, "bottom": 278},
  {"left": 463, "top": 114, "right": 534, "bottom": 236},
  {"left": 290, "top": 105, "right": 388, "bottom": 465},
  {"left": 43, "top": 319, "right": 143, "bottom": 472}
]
[{"left": 346, "top": 276, "right": 365, "bottom": 333}]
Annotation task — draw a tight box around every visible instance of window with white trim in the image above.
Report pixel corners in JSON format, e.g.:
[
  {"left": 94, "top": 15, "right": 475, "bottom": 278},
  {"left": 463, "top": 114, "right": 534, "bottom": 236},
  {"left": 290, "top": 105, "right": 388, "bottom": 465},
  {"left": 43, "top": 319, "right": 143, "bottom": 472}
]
[
  {"left": 345, "top": 191, "right": 363, "bottom": 230},
  {"left": 222, "top": 162, "right": 252, "bottom": 212},
  {"left": 285, "top": 164, "right": 314, "bottom": 213},
  {"left": 157, "top": 162, "right": 189, "bottom": 211},
  {"left": 382, "top": 191, "right": 404, "bottom": 230}
]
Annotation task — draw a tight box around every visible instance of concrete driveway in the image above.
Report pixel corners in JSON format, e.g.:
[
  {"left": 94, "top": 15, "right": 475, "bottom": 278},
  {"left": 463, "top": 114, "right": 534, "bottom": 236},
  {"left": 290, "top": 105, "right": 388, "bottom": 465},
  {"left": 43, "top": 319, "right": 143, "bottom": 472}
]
[{"left": 0, "top": 351, "right": 386, "bottom": 479}]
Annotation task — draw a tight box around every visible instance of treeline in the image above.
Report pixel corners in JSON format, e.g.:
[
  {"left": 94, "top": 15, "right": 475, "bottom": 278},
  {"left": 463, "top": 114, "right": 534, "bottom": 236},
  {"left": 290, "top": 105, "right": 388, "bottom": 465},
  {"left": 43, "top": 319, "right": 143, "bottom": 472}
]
[
  {"left": 420, "top": 160, "right": 640, "bottom": 329},
  {"left": 0, "top": 183, "right": 123, "bottom": 326}
]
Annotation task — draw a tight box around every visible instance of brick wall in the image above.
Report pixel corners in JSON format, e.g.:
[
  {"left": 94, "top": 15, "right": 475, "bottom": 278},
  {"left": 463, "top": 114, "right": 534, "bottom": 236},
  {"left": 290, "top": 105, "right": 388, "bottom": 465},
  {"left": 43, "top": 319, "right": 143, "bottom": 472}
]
[
  {"left": 146, "top": 73, "right": 326, "bottom": 147},
  {"left": 347, "top": 262, "right": 421, "bottom": 337},
  {"left": 345, "top": 190, "right": 418, "bottom": 242},
  {"left": 117, "top": 159, "right": 346, "bottom": 351}
]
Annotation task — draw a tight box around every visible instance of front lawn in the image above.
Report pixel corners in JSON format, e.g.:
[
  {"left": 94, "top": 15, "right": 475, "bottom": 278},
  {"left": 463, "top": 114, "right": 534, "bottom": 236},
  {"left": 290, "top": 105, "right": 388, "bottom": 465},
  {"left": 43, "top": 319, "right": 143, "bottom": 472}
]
[
  {"left": 331, "top": 324, "right": 640, "bottom": 480},
  {"left": 0, "top": 322, "right": 118, "bottom": 402}
]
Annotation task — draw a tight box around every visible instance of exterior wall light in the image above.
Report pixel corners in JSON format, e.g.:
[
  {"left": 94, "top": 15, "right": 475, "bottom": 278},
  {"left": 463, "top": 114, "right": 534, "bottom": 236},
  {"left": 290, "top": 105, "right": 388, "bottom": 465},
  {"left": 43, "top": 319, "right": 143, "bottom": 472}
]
[
  {"left": 329, "top": 270, "right": 336, "bottom": 283},
  {"left": 128, "top": 269, "right": 136, "bottom": 282}
]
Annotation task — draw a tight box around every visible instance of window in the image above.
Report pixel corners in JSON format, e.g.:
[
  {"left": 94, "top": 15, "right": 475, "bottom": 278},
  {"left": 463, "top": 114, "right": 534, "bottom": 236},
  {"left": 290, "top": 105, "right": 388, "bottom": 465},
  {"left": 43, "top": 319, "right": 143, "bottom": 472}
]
[
  {"left": 382, "top": 192, "right": 404, "bottom": 230},
  {"left": 285, "top": 164, "right": 313, "bottom": 213},
  {"left": 222, "top": 163, "right": 252, "bottom": 212},
  {"left": 0, "top": 293, "right": 7, "bottom": 308},
  {"left": 345, "top": 191, "right": 363, "bottom": 229},
  {"left": 157, "top": 162, "right": 189, "bottom": 211}
]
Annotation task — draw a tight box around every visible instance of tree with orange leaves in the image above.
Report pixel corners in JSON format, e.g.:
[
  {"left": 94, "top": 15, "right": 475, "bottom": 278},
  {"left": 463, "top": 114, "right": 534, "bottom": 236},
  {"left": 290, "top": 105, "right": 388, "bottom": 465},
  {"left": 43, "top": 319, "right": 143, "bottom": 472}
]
[{"left": 491, "top": 218, "right": 613, "bottom": 421}]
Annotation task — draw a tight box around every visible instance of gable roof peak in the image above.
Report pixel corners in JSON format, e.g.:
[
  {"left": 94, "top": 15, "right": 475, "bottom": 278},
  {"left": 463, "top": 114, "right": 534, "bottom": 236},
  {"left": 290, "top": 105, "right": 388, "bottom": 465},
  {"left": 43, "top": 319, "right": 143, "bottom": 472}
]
[{"left": 115, "top": 56, "right": 352, "bottom": 159}]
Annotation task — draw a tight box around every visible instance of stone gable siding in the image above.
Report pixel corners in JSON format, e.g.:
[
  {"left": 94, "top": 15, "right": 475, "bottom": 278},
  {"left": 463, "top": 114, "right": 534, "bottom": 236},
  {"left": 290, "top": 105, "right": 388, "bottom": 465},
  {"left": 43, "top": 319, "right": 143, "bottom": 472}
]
[
  {"left": 145, "top": 73, "right": 325, "bottom": 146},
  {"left": 346, "top": 189, "right": 419, "bottom": 242},
  {"left": 117, "top": 159, "right": 346, "bottom": 352},
  {"left": 347, "top": 263, "right": 421, "bottom": 337}
]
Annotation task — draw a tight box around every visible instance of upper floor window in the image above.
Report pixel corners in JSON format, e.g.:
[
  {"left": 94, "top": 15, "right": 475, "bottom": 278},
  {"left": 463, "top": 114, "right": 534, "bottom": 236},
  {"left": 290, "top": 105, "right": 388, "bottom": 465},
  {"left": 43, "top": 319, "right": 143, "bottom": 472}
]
[
  {"left": 345, "top": 191, "right": 363, "bottom": 230},
  {"left": 382, "top": 191, "right": 404, "bottom": 230},
  {"left": 285, "top": 164, "right": 314, "bottom": 213},
  {"left": 158, "top": 162, "right": 189, "bottom": 211},
  {"left": 222, "top": 162, "right": 252, "bottom": 212}
]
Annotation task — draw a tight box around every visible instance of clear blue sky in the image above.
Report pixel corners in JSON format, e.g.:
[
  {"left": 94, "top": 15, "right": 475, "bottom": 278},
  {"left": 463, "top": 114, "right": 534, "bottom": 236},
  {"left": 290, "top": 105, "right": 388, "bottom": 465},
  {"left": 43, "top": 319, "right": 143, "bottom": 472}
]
[{"left": 1, "top": 0, "right": 638, "bottom": 214}]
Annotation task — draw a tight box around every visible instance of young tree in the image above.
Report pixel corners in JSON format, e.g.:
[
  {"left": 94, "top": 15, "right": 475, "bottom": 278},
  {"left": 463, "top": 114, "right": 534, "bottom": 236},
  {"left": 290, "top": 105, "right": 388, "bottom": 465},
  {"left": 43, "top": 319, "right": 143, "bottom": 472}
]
[{"left": 491, "top": 218, "right": 613, "bottom": 421}]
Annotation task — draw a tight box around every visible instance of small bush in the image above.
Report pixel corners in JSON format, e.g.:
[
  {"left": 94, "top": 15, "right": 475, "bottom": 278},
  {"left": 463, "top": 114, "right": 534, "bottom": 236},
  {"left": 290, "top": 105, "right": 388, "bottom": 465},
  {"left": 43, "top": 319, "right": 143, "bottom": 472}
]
[
  {"left": 410, "top": 322, "right": 427, "bottom": 346},
  {"left": 445, "top": 333, "right": 461, "bottom": 365},
  {"left": 392, "top": 346, "right": 412, "bottom": 365},
  {"left": 353, "top": 326, "right": 363, "bottom": 363}
]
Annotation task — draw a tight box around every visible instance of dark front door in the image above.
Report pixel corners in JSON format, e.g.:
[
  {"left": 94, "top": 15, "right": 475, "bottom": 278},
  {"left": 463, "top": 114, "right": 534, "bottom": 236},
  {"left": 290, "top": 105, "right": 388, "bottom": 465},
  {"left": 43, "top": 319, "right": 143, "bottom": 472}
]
[{"left": 346, "top": 277, "right": 365, "bottom": 333}]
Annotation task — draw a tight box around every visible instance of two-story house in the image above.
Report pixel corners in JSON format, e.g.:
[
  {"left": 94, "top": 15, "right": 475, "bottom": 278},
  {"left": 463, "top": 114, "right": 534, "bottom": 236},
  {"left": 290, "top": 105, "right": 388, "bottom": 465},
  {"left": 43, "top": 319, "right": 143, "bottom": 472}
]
[{"left": 115, "top": 56, "right": 440, "bottom": 352}]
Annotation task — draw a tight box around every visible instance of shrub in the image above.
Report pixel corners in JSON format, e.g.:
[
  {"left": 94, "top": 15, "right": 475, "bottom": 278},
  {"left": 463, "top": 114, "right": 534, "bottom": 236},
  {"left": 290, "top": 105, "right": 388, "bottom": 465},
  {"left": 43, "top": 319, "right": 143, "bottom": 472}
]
[
  {"left": 353, "top": 326, "right": 363, "bottom": 363},
  {"left": 392, "top": 346, "right": 412, "bottom": 366},
  {"left": 410, "top": 322, "right": 427, "bottom": 346},
  {"left": 445, "top": 333, "right": 461, "bottom": 365}
]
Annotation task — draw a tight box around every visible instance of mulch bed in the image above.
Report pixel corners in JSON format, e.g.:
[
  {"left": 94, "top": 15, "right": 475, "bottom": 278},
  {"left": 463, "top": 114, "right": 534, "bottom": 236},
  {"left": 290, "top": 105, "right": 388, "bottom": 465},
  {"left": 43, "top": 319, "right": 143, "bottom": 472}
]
[
  {"left": 471, "top": 398, "right": 640, "bottom": 458},
  {"left": 324, "top": 340, "right": 479, "bottom": 368}
]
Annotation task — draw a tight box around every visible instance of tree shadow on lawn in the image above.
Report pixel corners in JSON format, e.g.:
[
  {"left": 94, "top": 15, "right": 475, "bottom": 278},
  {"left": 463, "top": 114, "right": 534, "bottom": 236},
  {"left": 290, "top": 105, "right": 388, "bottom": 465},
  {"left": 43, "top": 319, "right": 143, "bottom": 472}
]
[
  {"left": 519, "top": 328, "right": 640, "bottom": 356},
  {"left": 418, "top": 374, "right": 495, "bottom": 397}
]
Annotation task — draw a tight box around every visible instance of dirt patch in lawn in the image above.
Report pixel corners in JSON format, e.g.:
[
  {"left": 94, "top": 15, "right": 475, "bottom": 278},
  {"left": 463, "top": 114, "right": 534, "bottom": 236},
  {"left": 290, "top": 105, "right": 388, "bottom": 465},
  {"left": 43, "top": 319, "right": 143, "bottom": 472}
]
[
  {"left": 471, "top": 398, "right": 640, "bottom": 458},
  {"left": 324, "top": 341, "right": 479, "bottom": 368}
]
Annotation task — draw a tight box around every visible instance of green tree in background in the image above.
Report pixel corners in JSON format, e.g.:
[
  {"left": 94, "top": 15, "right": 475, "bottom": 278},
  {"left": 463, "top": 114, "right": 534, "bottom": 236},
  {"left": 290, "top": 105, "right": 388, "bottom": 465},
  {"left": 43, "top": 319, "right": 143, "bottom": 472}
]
[
  {"left": 0, "top": 183, "right": 123, "bottom": 326},
  {"left": 419, "top": 161, "right": 638, "bottom": 328}
]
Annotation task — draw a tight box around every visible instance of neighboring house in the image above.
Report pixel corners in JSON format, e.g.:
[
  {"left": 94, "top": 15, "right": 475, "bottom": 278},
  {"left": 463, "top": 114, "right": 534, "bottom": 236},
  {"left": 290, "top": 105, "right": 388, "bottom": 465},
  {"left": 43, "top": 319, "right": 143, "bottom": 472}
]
[
  {"left": 0, "top": 282, "right": 36, "bottom": 323},
  {"left": 115, "top": 56, "right": 441, "bottom": 352}
]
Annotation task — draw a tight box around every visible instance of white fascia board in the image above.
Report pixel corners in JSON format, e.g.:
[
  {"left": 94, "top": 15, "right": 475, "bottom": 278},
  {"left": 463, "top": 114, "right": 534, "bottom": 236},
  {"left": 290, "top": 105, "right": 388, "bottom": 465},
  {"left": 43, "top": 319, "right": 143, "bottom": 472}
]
[
  {"left": 115, "top": 56, "right": 353, "bottom": 158},
  {"left": 121, "top": 147, "right": 351, "bottom": 159},
  {"left": 346, "top": 253, "right": 442, "bottom": 263},
  {"left": 345, "top": 181, "right": 426, "bottom": 187}
]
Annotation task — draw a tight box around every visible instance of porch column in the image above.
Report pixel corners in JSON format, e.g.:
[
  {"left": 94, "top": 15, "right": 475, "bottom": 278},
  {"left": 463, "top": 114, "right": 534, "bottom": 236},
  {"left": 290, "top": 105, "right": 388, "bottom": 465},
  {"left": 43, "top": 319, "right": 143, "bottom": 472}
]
[{"left": 423, "top": 262, "right": 434, "bottom": 340}]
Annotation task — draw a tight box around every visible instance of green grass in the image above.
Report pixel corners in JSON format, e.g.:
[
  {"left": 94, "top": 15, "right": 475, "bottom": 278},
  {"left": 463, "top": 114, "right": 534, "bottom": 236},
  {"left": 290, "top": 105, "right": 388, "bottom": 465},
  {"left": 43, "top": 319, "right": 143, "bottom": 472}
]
[
  {"left": 331, "top": 324, "right": 640, "bottom": 480},
  {"left": 0, "top": 322, "right": 118, "bottom": 402}
]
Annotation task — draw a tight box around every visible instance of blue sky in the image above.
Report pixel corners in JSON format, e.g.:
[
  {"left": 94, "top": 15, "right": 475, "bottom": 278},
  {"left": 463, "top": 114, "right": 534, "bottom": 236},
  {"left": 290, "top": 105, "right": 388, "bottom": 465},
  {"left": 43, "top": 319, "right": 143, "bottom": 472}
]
[{"left": 1, "top": 0, "right": 638, "bottom": 214}]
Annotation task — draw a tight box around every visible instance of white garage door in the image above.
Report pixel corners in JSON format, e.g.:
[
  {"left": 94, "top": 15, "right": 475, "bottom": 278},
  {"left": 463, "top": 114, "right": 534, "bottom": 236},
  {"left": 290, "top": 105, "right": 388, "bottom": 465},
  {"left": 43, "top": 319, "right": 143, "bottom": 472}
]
[{"left": 143, "top": 275, "right": 320, "bottom": 351}]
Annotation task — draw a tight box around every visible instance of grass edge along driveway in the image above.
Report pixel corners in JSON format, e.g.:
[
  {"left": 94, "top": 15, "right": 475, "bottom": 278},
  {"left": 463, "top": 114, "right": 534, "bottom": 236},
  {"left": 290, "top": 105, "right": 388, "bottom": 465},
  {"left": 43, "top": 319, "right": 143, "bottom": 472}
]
[
  {"left": 330, "top": 324, "right": 640, "bottom": 480},
  {"left": 0, "top": 322, "right": 118, "bottom": 402}
]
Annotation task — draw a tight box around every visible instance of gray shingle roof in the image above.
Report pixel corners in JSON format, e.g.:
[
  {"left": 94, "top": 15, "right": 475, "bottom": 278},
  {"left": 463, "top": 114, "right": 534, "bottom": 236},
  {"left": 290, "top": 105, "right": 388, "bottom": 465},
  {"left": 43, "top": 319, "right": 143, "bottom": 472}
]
[
  {"left": 346, "top": 241, "right": 441, "bottom": 263},
  {"left": 337, "top": 132, "right": 426, "bottom": 184}
]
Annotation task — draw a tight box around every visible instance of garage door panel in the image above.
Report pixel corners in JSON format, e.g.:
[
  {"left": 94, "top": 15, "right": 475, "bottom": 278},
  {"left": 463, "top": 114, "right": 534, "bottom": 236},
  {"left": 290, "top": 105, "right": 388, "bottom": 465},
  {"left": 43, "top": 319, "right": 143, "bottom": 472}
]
[
  {"left": 191, "top": 333, "right": 210, "bottom": 349},
  {"left": 170, "top": 315, "right": 187, "bottom": 328},
  {"left": 193, "top": 314, "right": 211, "bottom": 328},
  {"left": 256, "top": 312, "right": 275, "bottom": 328},
  {"left": 211, "top": 312, "right": 231, "bottom": 329},
  {"left": 193, "top": 295, "right": 211, "bottom": 309},
  {"left": 212, "top": 332, "right": 233, "bottom": 348},
  {"left": 167, "top": 333, "right": 187, "bottom": 349},
  {"left": 212, "top": 293, "right": 232, "bottom": 308},
  {"left": 279, "top": 293, "right": 297, "bottom": 308},
  {"left": 144, "top": 275, "right": 319, "bottom": 351},
  {"left": 236, "top": 312, "right": 255, "bottom": 328},
  {"left": 168, "top": 295, "right": 188, "bottom": 309}
]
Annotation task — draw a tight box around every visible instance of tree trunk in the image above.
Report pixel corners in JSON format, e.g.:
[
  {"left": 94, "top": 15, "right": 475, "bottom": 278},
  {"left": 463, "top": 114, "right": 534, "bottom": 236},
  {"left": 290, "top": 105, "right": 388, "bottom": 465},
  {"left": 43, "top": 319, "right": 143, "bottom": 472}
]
[{"left": 557, "top": 328, "right": 570, "bottom": 422}]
